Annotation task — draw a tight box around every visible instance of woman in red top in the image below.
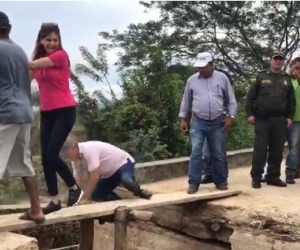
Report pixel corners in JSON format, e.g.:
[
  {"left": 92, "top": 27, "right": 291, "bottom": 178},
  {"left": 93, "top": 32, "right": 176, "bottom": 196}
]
[{"left": 28, "top": 23, "right": 83, "bottom": 214}]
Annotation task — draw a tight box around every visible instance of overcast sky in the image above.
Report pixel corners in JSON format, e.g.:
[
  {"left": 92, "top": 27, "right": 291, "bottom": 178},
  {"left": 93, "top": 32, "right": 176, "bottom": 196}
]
[{"left": 1, "top": 1, "right": 159, "bottom": 96}]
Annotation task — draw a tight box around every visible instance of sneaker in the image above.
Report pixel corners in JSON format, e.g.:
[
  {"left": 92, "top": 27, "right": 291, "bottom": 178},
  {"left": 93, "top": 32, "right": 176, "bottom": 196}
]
[
  {"left": 251, "top": 179, "right": 261, "bottom": 189},
  {"left": 286, "top": 175, "right": 295, "bottom": 184},
  {"left": 187, "top": 184, "right": 199, "bottom": 194},
  {"left": 267, "top": 178, "right": 287, "bottom": 187},
  {"left": 201, "top": 175, "right": 213, "bottom": 184},
  {"left": 138, "top": 189, "right": 152, "bottom": 199},
  {"left": 67, "top": 186, "right": 84, "bottom": 207},
  {"left": 42, "top": 201, "right": 62, "bottom": 215}
]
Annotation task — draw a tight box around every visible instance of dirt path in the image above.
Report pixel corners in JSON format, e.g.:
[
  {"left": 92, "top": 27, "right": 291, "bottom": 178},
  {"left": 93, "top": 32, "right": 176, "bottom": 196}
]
[
  {"left": 2, "top": 163, "right": 300, "bottom": 249},
  {"left": 143, "top": 164, "right": 300, "bottom": 223},
  {"left": 2, "top": 163, "right": 299, "bottom": 225}
]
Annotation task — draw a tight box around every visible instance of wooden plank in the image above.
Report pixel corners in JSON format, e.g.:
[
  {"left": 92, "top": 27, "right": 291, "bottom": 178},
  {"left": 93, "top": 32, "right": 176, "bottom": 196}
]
[
  {"left": 114, "top": 207, "right": 128, "bottom": 250},
  {"left": 0, "top": 189, "right": 241, "bottom": 232}
]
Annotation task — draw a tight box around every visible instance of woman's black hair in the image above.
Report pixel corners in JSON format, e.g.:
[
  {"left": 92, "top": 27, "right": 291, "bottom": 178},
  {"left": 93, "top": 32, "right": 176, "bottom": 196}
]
[{"left": 32, "top": 23, "right": 63, "bottom": 60}]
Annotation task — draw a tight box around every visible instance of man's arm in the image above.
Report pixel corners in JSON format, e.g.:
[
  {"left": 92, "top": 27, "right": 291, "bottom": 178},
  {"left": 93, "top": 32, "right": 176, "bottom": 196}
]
[
  {"left": 84, "top": 149, "right": 102, "bottom": 199},
  {"left": 287, "top": 79, "right": 296, "bottom": 119},
  {"left": 178, "top": 79, "right": 192, "bottom": 120},
  {"left": 224, "top": 76, "right": 237, "bottom": 117},
  {"left": 245, "top": 75, "right": 259, "bottom": 117},
  {"left": 72, "top": 161, "right": 84, "bottom": 189},
  {"left": 84, "top": 169, "right": 101, "bottom": 199}
]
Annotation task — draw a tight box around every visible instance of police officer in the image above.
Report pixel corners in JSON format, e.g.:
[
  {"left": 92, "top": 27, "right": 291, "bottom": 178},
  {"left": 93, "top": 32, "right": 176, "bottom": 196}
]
[{"left": 245, "top": 50, "right": 296, "bottom": 189}]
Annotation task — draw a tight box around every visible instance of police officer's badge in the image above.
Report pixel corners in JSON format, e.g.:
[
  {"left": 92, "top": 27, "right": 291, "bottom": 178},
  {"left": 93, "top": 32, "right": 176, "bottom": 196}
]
[{"left": 282, "top": 80, "right": 289, "bottom": 89}]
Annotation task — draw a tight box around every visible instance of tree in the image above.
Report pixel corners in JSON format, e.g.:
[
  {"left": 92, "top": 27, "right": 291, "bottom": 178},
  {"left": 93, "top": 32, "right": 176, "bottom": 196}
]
[
  {"left": 100, "top": 1, "right": 300, "bottom": 81},
  {"left": 72, "top": 1, "right": 265, "bottom": 161}
]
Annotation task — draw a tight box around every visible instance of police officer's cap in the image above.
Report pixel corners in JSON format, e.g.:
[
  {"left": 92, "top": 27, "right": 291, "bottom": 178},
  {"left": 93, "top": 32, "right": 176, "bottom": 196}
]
[{"left": 271, "top": 49, "right": 284, "bottom": 59}]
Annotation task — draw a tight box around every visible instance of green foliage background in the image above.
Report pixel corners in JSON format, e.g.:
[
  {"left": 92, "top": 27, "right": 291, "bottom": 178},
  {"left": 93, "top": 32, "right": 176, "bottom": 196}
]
[{"left": 74, "top": 48, "right": 254, "bottom": 162}]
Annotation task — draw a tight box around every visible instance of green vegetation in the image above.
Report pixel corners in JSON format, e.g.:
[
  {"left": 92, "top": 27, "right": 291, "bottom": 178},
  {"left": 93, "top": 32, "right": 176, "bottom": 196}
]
[{"left": 74, "top": 2, "right": 300, "bottom": 162}]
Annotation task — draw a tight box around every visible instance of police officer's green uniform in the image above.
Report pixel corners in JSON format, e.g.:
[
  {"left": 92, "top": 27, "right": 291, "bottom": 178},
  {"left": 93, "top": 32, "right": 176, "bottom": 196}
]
[{"left": 245, "top": 56, "right": 296, "bottom": 188}]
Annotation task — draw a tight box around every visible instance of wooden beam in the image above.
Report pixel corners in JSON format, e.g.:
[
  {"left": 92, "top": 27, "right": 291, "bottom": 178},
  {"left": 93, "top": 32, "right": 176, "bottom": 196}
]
[
  {"left": 114, "top": 207, "right": 129, "bottom": 250},
  {"left": 0, "top": 190, "right": 242, "bottom": 232},
  {"left": 78, "top": 218, "right": 94, "bottom": 250}
]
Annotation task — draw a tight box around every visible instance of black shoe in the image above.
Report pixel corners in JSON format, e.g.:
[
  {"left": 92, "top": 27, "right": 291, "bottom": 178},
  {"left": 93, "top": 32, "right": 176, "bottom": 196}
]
[
  {"left": 252, "top": 179, "right": 261, "bottom": 189},
  {"left": 138, "top": 189, "right": 152, "bottom": 199},
  {"left": 216, "top": 183, "right": 228, "bottom": 190},
  {"left": 267, "top": 178, "right": 287, "bottom": 187},
  {"left": 42, "top": 201, "right": 62, "bottom": 215},
  {"left": 286, "top": 175, "right": 296, "bottom": 184},
  {"left": 187, "top": 184, "right": 199, "bottom": 194},
  {"left": 201, "top": 175, "right": 213, "bottom": 184},
  {"left": 67, "top": 186, "right": 84, "bottom": 207}
]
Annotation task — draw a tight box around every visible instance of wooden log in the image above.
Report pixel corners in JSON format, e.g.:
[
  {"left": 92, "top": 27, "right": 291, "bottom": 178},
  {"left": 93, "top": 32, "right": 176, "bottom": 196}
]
[
  {"left": 128, "top": 210, "right": 154, "bottom": 222},
  {"left": 114, "top": 206, "right": 129, "bottom": 250},
  {"left": 78, "top": 218, "right": 94, "bottom": 250}
]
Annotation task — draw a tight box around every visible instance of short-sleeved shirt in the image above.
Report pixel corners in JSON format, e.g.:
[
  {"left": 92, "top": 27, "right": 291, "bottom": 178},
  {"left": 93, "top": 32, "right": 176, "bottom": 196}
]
[
  {"left": 0, "top": 39, "right": 33, "bottom": 124},
  {"left": 72, "top": 141, "right": 135, "bottom": 178},
  {"left": 34, "top": 50, "right": 76, "bottom": 111}
]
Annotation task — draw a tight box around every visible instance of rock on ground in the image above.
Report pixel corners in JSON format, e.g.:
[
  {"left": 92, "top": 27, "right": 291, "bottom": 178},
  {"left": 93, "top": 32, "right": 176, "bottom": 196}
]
[{"left": 0, "top": 232, "right": 38, "bottom": 250}]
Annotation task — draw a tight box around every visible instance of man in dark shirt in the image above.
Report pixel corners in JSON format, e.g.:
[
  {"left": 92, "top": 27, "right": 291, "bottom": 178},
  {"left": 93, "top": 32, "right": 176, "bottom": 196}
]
[{"left": 0, "top": 11, "right": 45, "bottom": 223}]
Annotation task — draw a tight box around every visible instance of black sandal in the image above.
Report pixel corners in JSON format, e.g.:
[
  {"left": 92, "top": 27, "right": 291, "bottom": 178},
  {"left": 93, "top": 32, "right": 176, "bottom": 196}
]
[{"left": 19, "top": 210, "right": 45, "bottom": 224}]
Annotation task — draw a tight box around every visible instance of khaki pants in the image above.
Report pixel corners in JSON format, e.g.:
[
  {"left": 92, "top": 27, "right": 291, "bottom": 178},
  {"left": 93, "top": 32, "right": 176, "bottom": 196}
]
[{"left": 0, "top": 124, "right": 35, "bottom": 179}]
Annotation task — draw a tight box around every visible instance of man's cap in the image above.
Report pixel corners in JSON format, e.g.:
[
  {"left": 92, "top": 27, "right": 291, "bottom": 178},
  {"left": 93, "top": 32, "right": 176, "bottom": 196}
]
[
  {"left": 193, "top": 52, "right": 213, "bottom": 67},
  {"left": 272, "top": 49, "right": 284, "bottom": 58},
  {"left": 0, "top": 11, "right": 10, "bottom": 28}
]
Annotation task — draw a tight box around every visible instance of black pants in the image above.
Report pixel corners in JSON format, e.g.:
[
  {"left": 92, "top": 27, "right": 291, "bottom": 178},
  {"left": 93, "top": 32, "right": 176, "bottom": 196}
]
[
  {"left": 40, "top": 106, "right": 77, "bottom": 196},
  {"left": 250, "top": 116, "right": 286, "bottom": 180}
]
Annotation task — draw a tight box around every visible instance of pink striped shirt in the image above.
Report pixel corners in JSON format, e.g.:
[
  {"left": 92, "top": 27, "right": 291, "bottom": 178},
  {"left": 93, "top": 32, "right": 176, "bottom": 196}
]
[{"left": 72, "top": 141, "right": 134, "bottom": 178}]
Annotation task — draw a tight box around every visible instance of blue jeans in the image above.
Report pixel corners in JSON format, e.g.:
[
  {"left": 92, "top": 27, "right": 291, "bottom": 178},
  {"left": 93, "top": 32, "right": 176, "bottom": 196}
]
[
  {"left": 188, "top": 115, "right": 227, "bottom": 186},
  {"left": 91, "top": 159, "right": 136, "bottom": 201},
  {"left": 203, "top": 138, "right": 228, "bottom": 177},
  {"left": 286, "top": 122, "right": 300, "bottom": 176}
]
